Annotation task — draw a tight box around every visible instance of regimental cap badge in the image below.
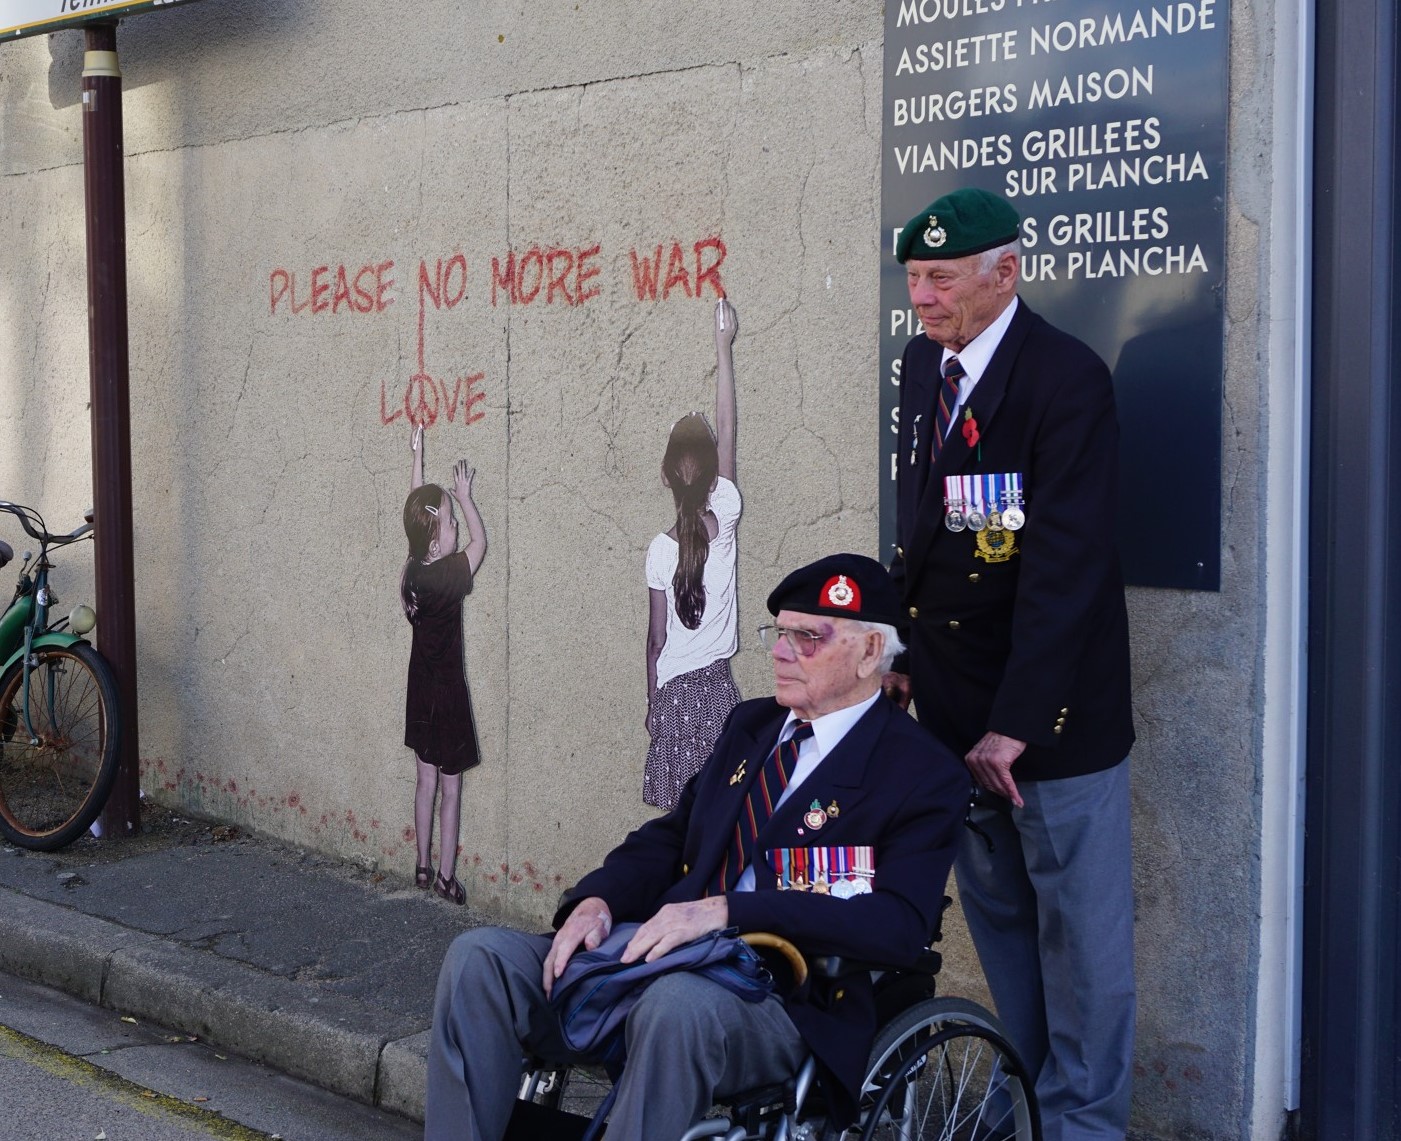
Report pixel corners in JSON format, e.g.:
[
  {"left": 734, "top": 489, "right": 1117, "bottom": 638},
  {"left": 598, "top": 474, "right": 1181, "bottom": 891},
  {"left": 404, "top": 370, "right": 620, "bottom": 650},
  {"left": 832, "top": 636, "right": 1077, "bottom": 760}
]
[
  {"left": 822, "top": 574, "right": 859, "bottom": 610},
  {"left": 766, "top": 553, "right": 901, "bottom": 625},
  {"left": 924, "top": 215, "right": 947, "bottom": 248}
]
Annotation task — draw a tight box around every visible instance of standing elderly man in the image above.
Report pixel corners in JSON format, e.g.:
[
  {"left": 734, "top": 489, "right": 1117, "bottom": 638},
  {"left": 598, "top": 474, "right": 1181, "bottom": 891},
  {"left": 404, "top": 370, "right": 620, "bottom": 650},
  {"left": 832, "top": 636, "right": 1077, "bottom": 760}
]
[
  {"left": 425, "top": 553, "right": 967, "bottom": 1141},
  {"left": 885, "top": 187, "right": 1136, "bottom": 1141}
]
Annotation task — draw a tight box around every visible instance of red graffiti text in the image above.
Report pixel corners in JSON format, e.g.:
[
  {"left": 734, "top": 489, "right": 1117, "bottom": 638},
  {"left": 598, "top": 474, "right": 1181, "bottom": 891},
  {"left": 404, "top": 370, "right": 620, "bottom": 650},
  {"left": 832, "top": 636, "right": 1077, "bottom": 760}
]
[
  {"left": 628, "top": 237, "right": 727, "bottom": 302},
  {"left": 490, "top": 244, "right": 603, "bottom": 307},
  {"left": 268, "top": 261, "right": 395, "bottom": 315}
]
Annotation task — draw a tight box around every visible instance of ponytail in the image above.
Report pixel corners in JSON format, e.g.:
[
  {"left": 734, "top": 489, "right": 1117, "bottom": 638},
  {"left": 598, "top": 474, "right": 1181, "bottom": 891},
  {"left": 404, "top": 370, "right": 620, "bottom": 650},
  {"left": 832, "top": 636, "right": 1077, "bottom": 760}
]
[{"left": 661, "top": 414, "right": 720, "bottom": 630}]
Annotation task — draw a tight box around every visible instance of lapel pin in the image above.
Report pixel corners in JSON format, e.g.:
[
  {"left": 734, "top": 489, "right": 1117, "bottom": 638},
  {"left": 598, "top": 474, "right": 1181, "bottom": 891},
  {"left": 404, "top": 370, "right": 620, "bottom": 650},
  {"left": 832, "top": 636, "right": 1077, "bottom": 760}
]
[
  {"left": 729, "top": 759, "right": 747, "bottom": 786},
  {"left": 826, "top": 800, "right": 840, "bottom": 818},
  {"left": 803, "top": 799, "right": 828, "bottom": 830}
]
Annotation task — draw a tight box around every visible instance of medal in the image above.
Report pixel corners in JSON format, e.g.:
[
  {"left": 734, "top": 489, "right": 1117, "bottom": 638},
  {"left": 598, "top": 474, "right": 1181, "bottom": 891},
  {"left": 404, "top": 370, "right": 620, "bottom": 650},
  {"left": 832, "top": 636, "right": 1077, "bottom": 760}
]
[
  {"left": 975, "top": 527, "right": 1018, "bottom": 563},
  {"left": 987, "top": 510, "right": 1004, "bottom": 531},
  {"left": 943, "top": 489, "right": 968, "bottom": 532},
  {"left": 1000, "top": 476, "right": 1026, "bottom": 530},
  {"left": 967, "top": 510, "right": 987, "bottom": 532},
  {"left": 803, "top": 800, "right": 827, "bottom": 831}
]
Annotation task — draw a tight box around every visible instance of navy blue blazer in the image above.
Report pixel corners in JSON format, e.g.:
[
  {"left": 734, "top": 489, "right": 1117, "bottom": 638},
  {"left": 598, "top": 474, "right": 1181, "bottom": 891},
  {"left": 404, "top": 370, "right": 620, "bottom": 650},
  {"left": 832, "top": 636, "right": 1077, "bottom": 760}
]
[
  {"left": 890, "top": 300, "right": 1135, "bottom": 780},
  {"left": 556, "top": 695, "right": 967, "bottom": 1119}
]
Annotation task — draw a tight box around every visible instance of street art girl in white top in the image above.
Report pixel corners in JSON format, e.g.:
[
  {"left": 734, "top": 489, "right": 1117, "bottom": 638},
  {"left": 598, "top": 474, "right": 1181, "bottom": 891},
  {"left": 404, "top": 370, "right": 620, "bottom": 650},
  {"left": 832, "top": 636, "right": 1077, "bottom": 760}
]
[{"left": 642, "top": 298, "right": 743, "bottom": 810}]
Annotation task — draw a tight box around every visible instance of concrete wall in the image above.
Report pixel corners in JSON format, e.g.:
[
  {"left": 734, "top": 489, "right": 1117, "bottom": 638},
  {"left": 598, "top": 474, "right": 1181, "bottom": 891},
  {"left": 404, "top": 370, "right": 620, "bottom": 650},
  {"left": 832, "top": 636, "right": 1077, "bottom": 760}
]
[{"left": 0, "top": 1, "right": 1304, "bottom": 1137}]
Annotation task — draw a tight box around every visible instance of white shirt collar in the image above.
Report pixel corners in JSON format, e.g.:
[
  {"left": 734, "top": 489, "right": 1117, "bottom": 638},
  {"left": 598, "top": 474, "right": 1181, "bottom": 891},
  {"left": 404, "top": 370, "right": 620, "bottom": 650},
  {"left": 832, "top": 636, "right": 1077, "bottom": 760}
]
[
  {"left": 778, "top": 689, "right": 882, "bottom": 783},
  {"left": 941, "top": 294, "right": 1019, "bottom": 399}
]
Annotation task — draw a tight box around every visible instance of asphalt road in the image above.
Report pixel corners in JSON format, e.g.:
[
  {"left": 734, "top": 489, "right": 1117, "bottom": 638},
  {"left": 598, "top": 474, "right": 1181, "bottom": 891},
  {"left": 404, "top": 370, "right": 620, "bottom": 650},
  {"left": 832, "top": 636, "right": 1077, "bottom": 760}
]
[{"left": 0, "top": 970, "right": 420, "bottom": 1141}]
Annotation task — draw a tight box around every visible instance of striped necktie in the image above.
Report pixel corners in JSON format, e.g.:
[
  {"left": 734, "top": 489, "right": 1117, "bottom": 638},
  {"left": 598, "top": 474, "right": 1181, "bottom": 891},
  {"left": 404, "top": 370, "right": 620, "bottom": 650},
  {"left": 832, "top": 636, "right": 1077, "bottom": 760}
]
[
  {"left": 934, "top": 355, "right": 965, "bottom": 457},
  {"left": 710, "top": 720, "right": 814, "bottom": 894}
]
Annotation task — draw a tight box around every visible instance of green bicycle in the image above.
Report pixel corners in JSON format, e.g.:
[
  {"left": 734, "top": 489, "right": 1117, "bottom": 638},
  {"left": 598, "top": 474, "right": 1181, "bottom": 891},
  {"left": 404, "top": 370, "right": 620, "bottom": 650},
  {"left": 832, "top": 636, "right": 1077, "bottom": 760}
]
[{"left": 0, "top": 501, "right": 121, "bottom": 850}]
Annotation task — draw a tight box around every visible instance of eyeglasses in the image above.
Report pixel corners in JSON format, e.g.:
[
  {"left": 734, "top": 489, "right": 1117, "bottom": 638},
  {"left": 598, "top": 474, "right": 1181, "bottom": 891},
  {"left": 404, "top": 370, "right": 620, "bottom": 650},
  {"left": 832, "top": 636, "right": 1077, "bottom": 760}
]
[{"left": 757, "top": 624, "right": 830, "bottom": 658}]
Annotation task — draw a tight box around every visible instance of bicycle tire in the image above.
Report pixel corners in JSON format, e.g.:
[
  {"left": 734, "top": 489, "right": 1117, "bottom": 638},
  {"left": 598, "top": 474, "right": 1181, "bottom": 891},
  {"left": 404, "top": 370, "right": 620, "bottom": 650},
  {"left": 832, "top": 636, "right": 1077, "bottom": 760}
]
[{"left": 0, "top": 642, "right": 121, "bottom": 851}]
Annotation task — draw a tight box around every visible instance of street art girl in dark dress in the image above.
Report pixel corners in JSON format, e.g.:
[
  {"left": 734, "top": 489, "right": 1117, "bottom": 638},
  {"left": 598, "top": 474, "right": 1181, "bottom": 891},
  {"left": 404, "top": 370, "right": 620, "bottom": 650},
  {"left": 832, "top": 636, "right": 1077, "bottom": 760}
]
[
  {"left": 402, "top": 425, "right": 487, "bottom": 904},
  {"left": 643, "top": 298, "right": 743, "bottom": 810}
]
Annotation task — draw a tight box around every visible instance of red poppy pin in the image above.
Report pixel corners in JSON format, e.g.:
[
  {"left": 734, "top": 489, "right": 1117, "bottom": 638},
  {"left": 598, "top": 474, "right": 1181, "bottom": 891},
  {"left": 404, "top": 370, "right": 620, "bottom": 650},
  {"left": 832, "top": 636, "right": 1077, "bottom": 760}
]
[{"left": 962, "top": 408, "right": 980, "bottom": 447}]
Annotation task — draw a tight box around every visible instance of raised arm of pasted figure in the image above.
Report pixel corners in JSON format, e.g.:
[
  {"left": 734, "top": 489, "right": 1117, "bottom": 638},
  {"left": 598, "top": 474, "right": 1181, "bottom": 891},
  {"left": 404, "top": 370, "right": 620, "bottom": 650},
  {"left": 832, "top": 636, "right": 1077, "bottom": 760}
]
[
  {"left": 410, "top": 423, "right": 425, "bottom": 491},
  {"left": 451, "top": 459, "right": 488, "bottom": 576},
  {"left": 714, "top": 298, "right": 738, "bottom": 483}
]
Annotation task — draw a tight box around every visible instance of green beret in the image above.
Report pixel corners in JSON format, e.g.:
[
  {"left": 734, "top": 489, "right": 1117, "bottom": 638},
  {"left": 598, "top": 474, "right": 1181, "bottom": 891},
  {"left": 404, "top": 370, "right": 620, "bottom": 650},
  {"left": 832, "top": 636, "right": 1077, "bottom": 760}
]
[{"left": 896, "top": 188, "right": 1021, "bottom": 263}]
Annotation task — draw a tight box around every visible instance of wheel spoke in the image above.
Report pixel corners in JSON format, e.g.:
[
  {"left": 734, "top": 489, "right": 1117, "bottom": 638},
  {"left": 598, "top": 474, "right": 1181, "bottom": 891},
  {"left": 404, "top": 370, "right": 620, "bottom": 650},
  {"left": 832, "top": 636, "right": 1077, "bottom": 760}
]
[{"left": 0, "top": 645, "right": 117, "bottom": 849}]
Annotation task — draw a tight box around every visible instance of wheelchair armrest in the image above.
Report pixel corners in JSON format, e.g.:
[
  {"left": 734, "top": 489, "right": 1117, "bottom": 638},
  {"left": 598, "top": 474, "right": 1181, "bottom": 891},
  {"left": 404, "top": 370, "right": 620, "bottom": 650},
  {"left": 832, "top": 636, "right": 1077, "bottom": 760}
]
[{"left": 809, "top": 947, "right": 943, "bottom": 980}]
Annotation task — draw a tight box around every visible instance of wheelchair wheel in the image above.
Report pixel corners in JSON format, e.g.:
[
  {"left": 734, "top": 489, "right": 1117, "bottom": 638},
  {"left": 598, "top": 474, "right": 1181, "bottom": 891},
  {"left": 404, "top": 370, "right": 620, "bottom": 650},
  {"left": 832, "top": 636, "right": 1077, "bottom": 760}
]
[
  {"left": 858, "top": 997, "right": 1039, "bottom": 1141},
  {"left": 521, "top": 1062, "right": 614, "bottom": 1120}
]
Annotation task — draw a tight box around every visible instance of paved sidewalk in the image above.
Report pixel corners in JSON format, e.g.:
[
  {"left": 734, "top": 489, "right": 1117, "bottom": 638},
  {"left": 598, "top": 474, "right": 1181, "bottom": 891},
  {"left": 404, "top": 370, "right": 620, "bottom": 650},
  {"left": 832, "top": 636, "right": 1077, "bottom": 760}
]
[{"left": 0, "top": 809, "right": 494, "bottom": 1125}]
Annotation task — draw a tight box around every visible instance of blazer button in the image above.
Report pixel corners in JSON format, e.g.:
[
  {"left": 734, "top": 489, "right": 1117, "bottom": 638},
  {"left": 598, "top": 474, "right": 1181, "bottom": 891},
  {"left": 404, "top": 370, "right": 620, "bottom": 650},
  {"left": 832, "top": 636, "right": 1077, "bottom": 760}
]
[
  {"left": 909, "top": 606, "right": 920, "bottom": 619},
  {"left": 1053, "top": 725, "right": 1064, "bottom": 735},
  {"left": 683, "top": 864, "right": 689, "bottom": 874},
  {"left": 968, "top": 573, "right": 980, "bottom": 583},
  {"left": 896, "top": 546, "right": 904, "bottom": 558},
  {"left": 948, "top": 620, "right": 961, "bottom": 630},
  {"left": 1060, "top": 707, "right": 1070, "bottom": 714},
  {"left": 835, "top": 989, "right": 845, "bottom": 1001}
]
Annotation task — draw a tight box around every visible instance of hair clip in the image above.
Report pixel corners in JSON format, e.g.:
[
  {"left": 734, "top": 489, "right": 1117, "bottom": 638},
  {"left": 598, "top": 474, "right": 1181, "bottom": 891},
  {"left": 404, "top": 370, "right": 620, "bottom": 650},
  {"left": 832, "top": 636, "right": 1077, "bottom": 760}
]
[{"left": 424, "top": 504, "right": 439, "bottom": 517}]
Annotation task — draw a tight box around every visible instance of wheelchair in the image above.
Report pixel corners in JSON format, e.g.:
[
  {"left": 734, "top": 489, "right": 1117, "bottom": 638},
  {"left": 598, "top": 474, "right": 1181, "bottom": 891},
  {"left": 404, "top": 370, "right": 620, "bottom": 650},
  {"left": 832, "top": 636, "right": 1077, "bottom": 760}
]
[{"left": 514, "top": 898, "right": 1040, "bottom": 1141}]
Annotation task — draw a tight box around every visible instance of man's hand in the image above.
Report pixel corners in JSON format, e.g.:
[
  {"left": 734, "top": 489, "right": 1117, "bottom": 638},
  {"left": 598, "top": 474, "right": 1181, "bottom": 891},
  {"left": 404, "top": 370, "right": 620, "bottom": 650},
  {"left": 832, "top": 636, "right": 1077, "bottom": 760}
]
[
  {"left": 542, "top": 897, "right": 613, "bottom": 997},
  {"left": 881, "top": 671, "right": 912, "bottom": 710},
  {"left": 622, "top": 897, "right": 728, "bottom": 964},
  {"left": 966, "top": 731, "right": 1027, "bottom": 808}
]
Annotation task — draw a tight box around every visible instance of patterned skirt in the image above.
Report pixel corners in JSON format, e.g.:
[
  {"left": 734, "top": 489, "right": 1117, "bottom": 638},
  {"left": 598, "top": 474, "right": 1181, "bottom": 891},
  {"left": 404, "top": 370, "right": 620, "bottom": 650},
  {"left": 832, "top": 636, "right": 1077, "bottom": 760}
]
[{"left": 643, "top": 657, "right": 741, "bottom": 811}]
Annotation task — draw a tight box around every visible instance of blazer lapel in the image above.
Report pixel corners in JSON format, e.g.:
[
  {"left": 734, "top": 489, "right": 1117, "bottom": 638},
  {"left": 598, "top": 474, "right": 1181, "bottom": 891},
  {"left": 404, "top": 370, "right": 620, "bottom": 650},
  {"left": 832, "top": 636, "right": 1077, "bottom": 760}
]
[
  {"left": 692, "top": 706, "right": 789, "bottom": 882},
  {"left": 752, "top": 701, "right": 892, "bottom": 885}
]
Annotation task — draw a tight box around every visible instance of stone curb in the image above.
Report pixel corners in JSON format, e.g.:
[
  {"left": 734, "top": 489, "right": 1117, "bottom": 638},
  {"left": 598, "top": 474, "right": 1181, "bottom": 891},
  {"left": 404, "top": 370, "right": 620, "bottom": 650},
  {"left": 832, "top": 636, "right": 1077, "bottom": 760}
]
[{"left": 0, "top": 885, "right": 430, "bottom": 1120}]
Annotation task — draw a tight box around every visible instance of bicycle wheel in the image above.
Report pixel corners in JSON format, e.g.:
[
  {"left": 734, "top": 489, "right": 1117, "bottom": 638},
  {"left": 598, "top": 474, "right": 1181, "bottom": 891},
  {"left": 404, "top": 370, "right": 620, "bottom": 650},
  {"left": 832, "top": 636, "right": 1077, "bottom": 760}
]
[
  {"left": 0, "top": 642, "right": 120, "bottom": 851},
  {"left": 859, "top": 997, "right": 1039, "bottom": 1141}
]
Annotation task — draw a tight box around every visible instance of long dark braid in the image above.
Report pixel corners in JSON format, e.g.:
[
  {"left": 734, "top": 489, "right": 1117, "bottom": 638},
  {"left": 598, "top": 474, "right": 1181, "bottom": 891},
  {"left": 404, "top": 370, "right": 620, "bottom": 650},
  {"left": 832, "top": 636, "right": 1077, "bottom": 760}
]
[{"left": 662, "top": 414, "right": 720, "bottom": 630}]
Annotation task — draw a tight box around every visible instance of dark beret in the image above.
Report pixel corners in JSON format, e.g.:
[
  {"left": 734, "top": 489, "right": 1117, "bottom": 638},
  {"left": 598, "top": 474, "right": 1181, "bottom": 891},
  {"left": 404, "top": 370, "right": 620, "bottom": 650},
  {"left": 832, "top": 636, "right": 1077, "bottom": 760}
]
[
  {"left": 767, "top": 553, "right": 901, "bottom": 626},
  {"left": 896, "top": 187, "right": 1021, "bottom": 263}
]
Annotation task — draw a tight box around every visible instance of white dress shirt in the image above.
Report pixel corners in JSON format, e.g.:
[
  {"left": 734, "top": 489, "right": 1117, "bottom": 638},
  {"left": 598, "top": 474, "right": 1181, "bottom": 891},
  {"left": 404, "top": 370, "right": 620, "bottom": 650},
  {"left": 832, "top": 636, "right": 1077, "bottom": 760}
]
[{"left": 733, "top": 691, "right": 882, "bottom": 892}]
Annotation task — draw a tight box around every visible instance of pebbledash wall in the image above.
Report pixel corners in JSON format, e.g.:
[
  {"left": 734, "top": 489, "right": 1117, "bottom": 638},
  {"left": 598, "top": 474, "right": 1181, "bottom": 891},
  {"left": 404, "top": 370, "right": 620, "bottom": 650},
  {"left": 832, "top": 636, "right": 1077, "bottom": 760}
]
[{"left": 0, "top": 2, "right": 1310, "bottom": 1138}]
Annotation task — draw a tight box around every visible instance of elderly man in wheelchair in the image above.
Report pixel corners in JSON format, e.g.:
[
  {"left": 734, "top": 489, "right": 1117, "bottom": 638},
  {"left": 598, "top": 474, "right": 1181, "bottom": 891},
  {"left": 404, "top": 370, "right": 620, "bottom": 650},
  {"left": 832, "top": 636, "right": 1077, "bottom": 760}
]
[{"left": 426, "top": 554, "right": 1037, "bottom": 1141}]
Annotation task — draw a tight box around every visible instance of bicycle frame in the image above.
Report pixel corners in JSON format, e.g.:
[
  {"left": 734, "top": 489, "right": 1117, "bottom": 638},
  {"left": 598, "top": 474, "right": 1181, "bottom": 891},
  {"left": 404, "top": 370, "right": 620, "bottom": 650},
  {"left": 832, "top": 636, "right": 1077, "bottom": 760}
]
[{"left": 0, "top": 502, "right": 95, "bottom": 743}]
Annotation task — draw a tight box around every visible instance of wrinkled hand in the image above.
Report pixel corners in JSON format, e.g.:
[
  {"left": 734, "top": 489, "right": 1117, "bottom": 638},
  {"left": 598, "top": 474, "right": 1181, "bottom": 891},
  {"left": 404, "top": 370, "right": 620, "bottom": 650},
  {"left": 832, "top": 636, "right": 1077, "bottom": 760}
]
[
  {"left": 714, "top": 298, "right": 738, "bottom": 347},
  {"left": 881, "top": 671, "right": 912, "bottom": 710},
  {"left": 453, "top": 458, "right": 475, "bottom": 499},
  {"left": 543, "top": 897, "right": 613, "bottom": 998},
  {"left": 965, "top": 731, "right": 1026, "bottom": 808},
  {"left": 623, "top": 897, "right": 728, "bottom": 964}
]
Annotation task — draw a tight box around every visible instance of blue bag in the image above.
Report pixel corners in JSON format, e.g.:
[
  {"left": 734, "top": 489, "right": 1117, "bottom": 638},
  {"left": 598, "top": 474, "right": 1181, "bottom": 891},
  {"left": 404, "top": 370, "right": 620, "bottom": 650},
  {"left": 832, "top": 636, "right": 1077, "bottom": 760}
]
[{"left": 549, "top": 922, "right": 774, "bottom": 1062}]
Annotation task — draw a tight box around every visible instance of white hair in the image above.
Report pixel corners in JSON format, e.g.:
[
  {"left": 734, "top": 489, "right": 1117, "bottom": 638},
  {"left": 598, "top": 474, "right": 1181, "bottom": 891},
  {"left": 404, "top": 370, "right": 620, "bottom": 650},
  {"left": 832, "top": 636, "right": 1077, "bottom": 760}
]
[
  {"left": 977, "top": 239, "right": 1021, "bottom": 274},
  {"left": 857, "top": 621, "right": 906, "bottom": 673}
]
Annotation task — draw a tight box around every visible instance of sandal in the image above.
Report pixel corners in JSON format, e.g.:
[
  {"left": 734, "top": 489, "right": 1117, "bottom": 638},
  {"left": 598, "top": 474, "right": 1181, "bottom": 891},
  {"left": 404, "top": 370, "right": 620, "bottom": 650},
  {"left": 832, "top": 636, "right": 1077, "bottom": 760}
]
[
  {"left": 434, "top": 872, "right": 466, "bottom": 905},
  {"left": 415, "top": 865, "right": 434, "bottom": 890}
]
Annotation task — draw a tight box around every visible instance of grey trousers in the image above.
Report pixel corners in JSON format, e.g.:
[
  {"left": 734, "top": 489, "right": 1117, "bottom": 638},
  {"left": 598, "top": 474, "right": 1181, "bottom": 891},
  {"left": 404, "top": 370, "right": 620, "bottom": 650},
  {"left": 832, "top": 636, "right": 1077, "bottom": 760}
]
[
  {"left": 424, "top": 927, "right": 808, "bottom": 1141},
  {"left": 956, "top": 761, "right": 1136, "bottom": 1141}
]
